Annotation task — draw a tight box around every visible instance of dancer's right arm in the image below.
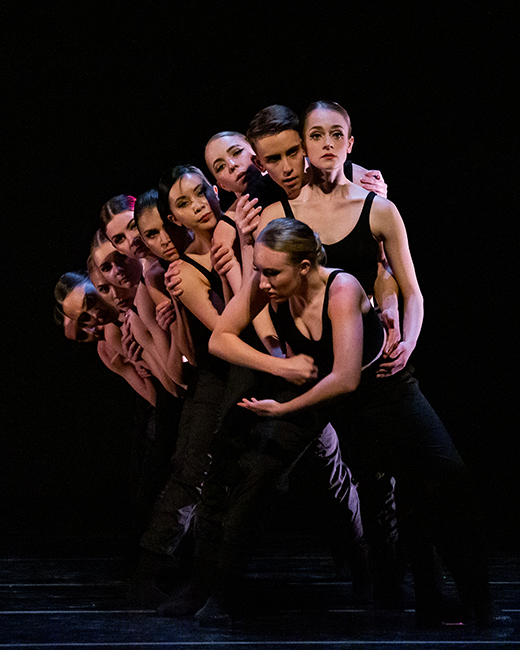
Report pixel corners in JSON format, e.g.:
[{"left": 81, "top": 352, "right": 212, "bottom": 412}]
[{"left": 209, "top": 274, "right": 318, "bottom": 385}]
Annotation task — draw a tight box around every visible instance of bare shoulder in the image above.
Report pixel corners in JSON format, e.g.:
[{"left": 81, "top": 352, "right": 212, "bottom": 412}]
[
  {"left": 369, "top": 194, "right": 402, "bottom": 236},
  {"left": 213, "top": 215, "right": 237, "bottom": 245},
  {"left": 255, "top": 201, "right": 285, "bottom": 237}
]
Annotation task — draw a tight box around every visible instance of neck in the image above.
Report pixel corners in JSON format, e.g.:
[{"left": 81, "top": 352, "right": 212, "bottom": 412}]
[
  {"left": 189, "top": 227, "right": 214, "bottom": 254},
  {"left": 310, "top": 164, "right": 347, "bottom": 194},
  {"left": 294, "top": 267, "right": 324, "bottom": 305}
]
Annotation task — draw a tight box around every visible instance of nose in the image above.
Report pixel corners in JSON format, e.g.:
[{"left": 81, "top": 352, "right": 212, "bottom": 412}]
[
  {"left": 259, "top": 274, "right": 271, "bottom": 292},
  {"left": 282, "top": 155, "right": 293, "bottom": 175},
  {"left": 228, "top": 158, "right": 238, "bottom": 173},
  {"left": 192, "top": 197, "right": 205, "bottom": 213},
  {"left": 159, "top": 230, "right": 170, "bottom": 247},
  {"left": 324, "top": 135, "right": 334, "bottom": 149}
]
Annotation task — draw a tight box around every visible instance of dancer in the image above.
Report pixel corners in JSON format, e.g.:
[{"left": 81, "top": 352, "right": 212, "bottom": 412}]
[{"left": 205, "top": 218, "right": 493, "bottom": 628}]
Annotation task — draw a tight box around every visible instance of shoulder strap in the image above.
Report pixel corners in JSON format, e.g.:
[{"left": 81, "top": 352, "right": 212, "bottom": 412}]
[
  {"left": 322, "top": 269, "right": 347, "bottom": 321},
  {"left": 280, "top": 194, "right": 296, "bottom": 219}
]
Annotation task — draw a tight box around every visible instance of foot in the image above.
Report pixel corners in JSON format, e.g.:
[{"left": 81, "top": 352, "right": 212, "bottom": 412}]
[
  {"left": 157, "top": 582, "right": 209, "bottom": 618},
  {"left": 195, "top": 596, "right": 232, "bottom": 627}
]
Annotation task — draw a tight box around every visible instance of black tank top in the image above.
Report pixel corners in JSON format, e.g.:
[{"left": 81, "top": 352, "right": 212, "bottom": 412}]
[
  {"left": 279, "top": 191, "right": 379, "bottom": 295},
  {"left": 269, "top": 270, "right": 384, "bottom": 378},
  {"left": 180, "top": 253, "right": 226, "bottom": 371}
]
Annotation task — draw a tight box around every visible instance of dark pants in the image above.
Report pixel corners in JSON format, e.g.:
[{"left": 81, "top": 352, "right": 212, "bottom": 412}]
[
  {"left": 325, "top": 365, "right": 491, "bottom": 616},
  {"left": 140, "top": 365, "right": 228, "bottom": 556}
]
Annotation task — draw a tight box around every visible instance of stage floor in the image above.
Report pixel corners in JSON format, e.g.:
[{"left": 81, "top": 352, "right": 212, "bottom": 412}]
[{"left": 0, "top": 534, "right": 518, "bottom": 648}]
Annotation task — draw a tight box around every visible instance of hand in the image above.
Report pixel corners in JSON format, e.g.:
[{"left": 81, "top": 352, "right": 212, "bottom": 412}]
[
  {"left": 280, "top": 354, "right": 319, "bottom": 385},
  {"left": 360, "top": 170, "right": 387, "bottom": 198},
  {"left": 235, "top": 194, "right": 262, "bottom": 245},
  {"left": 121, "top": 326, "right": 143, "bottom": 363},
  {"left": 377, "top": 340, "right": 414, "bottom": 378},
  {"left": 155, "top": 300, "right": 176, "bottom": 331},
  {"left": 238, "top": 397, "right": 285, "bottom": 417},
  {"left": 134, "top": 362, "right": 152, "bottom": 379},
  {"left": 210, "top": 241, "right": 236, "bottom": 277},
  {"left": 380, "top": 308, "right": 401, "bottom": 357},
  {"left": 164, "top": 259, "right": 183, "bottom": 299}
]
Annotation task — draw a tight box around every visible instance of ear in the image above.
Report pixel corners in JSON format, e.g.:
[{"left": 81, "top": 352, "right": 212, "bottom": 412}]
[
  {"left": 253, "top": 154, "right": 265, "bottom": 173},
  {"left": 299, "top": 259, "right": 311, "bottom": 276},
  {"left": 347, "top": 135, "right": 354, "bottom": 154},
  {"left": 167, "top": 213, "right": 182, "bottom": 227},
  {"left": 212, "top": 184, "right": 219, "bottom": 199}
]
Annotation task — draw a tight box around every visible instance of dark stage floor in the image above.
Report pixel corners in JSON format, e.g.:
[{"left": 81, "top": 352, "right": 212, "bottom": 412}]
[{"left": 0, "top": 533, "right": 518, "bottom": 649}]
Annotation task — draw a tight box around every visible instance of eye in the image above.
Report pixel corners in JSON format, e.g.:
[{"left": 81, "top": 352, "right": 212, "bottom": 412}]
[
  {"left": 129, "top": 220, "right": 137, "bottom": 231},
  {"left": 98, "top": 285, "right": 110, "bottom": 294},
  {"left": 231, "top": 147, "right": 244, "bottom": 157},
  {"left": 145, "top": 229, "right": 159, "bottom": 239},
  {"left": 215, "top": 163, "right": 225, "bottom": 173},
  {"left": 78, "top": 312, "right": 91, "bottom": 326},
  {"left": 332, "top": 131, "right": 344, "bottom": 139},
  {"left": 85, "top": 293, "right": 96, "bottom": 309},
  {"left": 113, "top": 234, "right": 124, "bottom": 244},
  {"left": 309, "top": 132, "right": 321, "bottom": 140},
  {"left": 100, "top": 263, "right": 111, "bottom": 273}
]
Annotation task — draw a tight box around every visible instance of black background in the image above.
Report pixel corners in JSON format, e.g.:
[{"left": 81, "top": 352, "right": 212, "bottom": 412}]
[{"left": 2, "top": 5, "right": 518, "bottom": 550}]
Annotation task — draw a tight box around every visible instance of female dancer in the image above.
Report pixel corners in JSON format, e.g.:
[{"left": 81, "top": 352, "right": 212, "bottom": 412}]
[
  {"left": 253, "top": 101, "right": 418, "bottom": 377},
  {"left": 98, "top": 197, "right": 187, "bottom": 392},
  {"left": 206, "top": 218, "right": 493, "bottom": 627},
  {"left": 130, "top": 166, "right": 237, "bottom": 607}
]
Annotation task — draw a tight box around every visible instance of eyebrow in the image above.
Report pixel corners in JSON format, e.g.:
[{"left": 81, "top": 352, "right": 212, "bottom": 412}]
[{"left": 212, "top": 144, "right": 243, "bottom": 170}]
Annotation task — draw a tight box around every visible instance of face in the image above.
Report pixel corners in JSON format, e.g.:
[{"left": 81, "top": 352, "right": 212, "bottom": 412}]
[
  {"left": 303, "top": 107, "right": 354, "bottom": 171},
  {"left": 61, "top": 282, "right": 119, "bottom": 328},
  {"left": 253, "top": 243, "right": 305, "bottom": 302},
  {"left": 63, "top": 315, "right": 104, "bottom": 343},
  {"left": 105, "top": 210, "right": 150, "bottom": 259},
  {"left": 137, "top": 207, "right": 178, "bottom": 262},
  {"left": 89, "top": 264, "right": 136, "bottom": 314},
  {"left": 205, "top": 135, "right": 256, "bottom": 194},
  {"left": 254, "top": 130, "right": 306, "bottom": 199},
  {"left": 168, "top": 173, "right": 219, "bottom": 233},
  {"left": 93, "top": 239, "right": 142, "bottom": 290}
]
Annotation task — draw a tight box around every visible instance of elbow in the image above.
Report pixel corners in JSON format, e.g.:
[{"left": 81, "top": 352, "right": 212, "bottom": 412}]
[{"left": 208, "top": 331, "right": 224, "bottom": 360}]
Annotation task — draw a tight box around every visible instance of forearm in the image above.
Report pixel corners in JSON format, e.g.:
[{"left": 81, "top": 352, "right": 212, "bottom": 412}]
[
  {"left": 209, "top": 330, "right": 286, "bottom": 376},
  {"left": 401, "top": 291, "right": 424, "bottom": 350},
  {"left": 277, "top": 371, "right": 358, "bottom": 415},
  {"left": 373, "top": 262, "right": 399, "bottom": 313}
]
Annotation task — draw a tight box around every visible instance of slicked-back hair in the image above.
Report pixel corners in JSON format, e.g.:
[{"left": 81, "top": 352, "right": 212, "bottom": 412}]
[
  {"left": 246, "top": 105, "right": 300, "bottom": 151},
  {"left": 54, "top": 270, "right": 91, "bottom": 306},
  {"left": 301, "top": 100, "right": 352, "bottom": 139},
  {"left": 99, "top": 194, "right": 136, "bottom": 237},
  {"left": 256, "top": 218, "right": 327, "bottom": 268}
]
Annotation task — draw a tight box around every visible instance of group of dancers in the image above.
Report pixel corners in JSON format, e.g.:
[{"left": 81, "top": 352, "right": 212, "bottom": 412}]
[{"left": 53, "top": 101, "right": 499, "bottom": 629}]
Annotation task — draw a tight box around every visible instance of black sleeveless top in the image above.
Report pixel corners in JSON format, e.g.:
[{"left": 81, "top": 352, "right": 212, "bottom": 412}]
[
  {"left": 279, "top": 191, "right": 379, "bottom": 296},
  {"left": 180, "top": 253, "right": 226, "bottom": 371},
  {"left": 269, "top": 270, "right": 384, "bottom": 379}
]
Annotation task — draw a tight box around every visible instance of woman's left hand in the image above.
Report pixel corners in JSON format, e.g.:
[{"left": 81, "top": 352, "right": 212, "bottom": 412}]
[
  {"left": 238, "top": 397, "right": 286, "bottom": 417},
  {"left": 377, "top": 340, "right": 414, "bottom": 378}
]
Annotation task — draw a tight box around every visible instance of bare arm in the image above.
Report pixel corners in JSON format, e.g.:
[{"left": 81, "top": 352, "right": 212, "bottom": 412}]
[
  {"left": 209, "top": 273, "right": 318, "bottom": 384},
  {"left": 370, "top": 196, "right": 424, "bottom": 373},
  {"left": 97, "top": 340, "right": 157, "bottom": 406},
  {"left": 238, "top": 275, "right": 365, "bottom": 416}
]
